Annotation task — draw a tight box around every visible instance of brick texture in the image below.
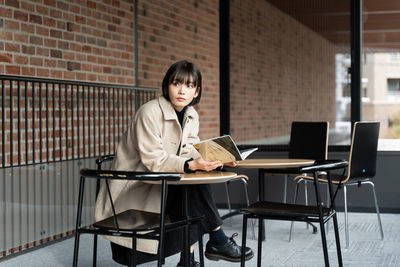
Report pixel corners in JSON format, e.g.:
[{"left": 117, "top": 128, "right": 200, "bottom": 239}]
[
  {"left": 136, "top": 0, "right": 220, "bottom": 139},
  {"left": 0, "top": 0, "right": 220, "bottom": 143},
  {"left": 0, "top": 0, "right": 135, "bottom": 84},
  {"left": 229, "top": 0, "right": 336, "bottom": 143}
]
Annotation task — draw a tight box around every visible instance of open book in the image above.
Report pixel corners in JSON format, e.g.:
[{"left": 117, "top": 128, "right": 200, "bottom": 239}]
[{"left": 193, "top": 135, "right": 258, "bottom": 163}]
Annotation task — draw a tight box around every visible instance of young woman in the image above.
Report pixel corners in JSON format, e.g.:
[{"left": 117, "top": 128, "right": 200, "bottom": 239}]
[{"left": 95, "top": 60, "right": 253, "bottom": 266}]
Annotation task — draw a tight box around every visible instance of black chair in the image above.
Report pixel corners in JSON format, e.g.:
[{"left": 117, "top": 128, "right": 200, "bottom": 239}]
[
  {"left": 72, "top": 158, "right": 205, "bottom": 267},
  {"left": 292, "top": 121, "right": 384, "bottom": 248},
  {"left": 287, "top": 121, "right": 331, "bottom": 239},
  {"left": 240, "top": 159, "right": 348, "bottom": 267},
  {"left": 286, "top": 121, "right": 329, "bottom": 202}
]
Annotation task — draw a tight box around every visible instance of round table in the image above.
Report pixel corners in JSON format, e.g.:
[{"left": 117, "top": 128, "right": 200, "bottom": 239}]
[{"left": 236, "top": 158, "right": 315, "bottom": 169}]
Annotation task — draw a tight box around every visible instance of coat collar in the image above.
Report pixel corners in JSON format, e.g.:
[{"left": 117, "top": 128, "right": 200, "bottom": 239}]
[{"left": 158, "top": 96, "right": 196, "bottom": 121}]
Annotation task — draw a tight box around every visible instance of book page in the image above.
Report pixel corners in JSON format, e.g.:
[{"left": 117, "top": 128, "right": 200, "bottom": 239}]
[{"left": 240, "top": 147, "right": 258, "bottom": 159}]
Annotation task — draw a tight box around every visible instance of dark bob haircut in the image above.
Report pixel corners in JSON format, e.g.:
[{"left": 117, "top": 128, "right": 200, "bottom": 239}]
[{"left": 162, "top": 60, "right": 202, "bottom": 106}]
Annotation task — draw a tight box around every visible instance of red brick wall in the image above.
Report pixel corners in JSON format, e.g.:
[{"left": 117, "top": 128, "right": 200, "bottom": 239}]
[
  {"left": 136, "top": 0, "right": 220, "bottom": 139},
  {"left": 0, "top": 0, "right": 135, "bottom": 84},
  {"left": 0, "top": 0, "right": 220, "bottom": 141},
  {"left": 230, "top": 0, "right": 336, "bottom": 143}
]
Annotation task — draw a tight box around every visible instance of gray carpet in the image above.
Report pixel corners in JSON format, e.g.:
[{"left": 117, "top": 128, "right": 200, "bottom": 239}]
[{"left": 0, "top": 211, "right": 398, "bottom": 266}]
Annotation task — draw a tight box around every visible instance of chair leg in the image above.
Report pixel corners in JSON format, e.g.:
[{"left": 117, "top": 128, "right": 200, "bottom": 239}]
[
  {"left": 129, "top": 237, "right": 136, "bottom": 267},
  {"left": 304, "top": 180, "right": 309, "bottom": 230},
  {"left": 343, "top": 185, "right": 349, "bottom": 248},
  {"left": 257, "top": 218, "right": 263, "bottom": 267},
  {"left": 93, "top": 234, "right": 98, "bottom": 267},
  {"left": 72, "top": 231, "right": 80, "bottom": 267},
  {"left": 283, "top": 174, "right": 288, "bottom": 203},
  {"left": 241, "top": 179, "right": 256, "bottom": 239},
  {"left": 198, "top": 221, "right": 204, "bottom": 267},
  {"left": 326, "top": 183, "right": 330, "bottom": 234},
  {"left": 73, "top": 177, "right": 85, "bottom": 267},
  {"left": 366, "top": 181, "right": 384, "bottom": 240},
  {"left": 241, "top": 215, "right": 248, "bottom": 267},
  {"left": 224, "top": 182, "right": 233, "bottom": 225},
  {"left": 289, "top": 179, "right": 301, "bottom": 242},
  {"left": 313, "top": 173, "right": 330, "bottom": 266}
]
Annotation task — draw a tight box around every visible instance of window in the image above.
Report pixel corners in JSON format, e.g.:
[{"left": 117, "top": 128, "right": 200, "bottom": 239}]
[{"left": 387, "top": 79, "right": 400, "bottom": 93}]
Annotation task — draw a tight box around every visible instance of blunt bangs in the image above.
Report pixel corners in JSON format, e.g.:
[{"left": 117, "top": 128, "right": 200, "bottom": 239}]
[{"left": 162, "top": 60, "right": 202, "bottom": 105}]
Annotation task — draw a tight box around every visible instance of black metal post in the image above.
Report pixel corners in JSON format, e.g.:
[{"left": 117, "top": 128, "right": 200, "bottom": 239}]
[
  {"left": 220, "top": 0, "right": 230, "bottom": 136},
  {"left": 351, "top": 0, "right": 363, "bottom": 127}
]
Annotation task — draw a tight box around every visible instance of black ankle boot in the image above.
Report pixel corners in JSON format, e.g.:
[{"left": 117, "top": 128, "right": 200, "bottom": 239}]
[{"left": 205, "top": 233, "right": 254, "bottom": 262}]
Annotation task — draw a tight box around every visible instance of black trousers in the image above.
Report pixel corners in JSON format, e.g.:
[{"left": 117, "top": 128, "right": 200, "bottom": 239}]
[{"left": 111, "top": 184, "right": 222, "bottom": 265}]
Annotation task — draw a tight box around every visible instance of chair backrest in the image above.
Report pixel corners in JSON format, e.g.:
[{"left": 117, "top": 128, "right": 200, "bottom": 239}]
[
  {"left": 348, "top": 121, "right": 380, "bottom": 180},
  {"left": 289, "top": 121, "right": 329, "bottom": 160}
]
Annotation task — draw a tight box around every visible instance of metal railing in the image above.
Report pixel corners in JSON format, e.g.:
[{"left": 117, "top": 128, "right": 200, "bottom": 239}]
[
  {"left": 0, "top": 75, "right": 158, "bottom": 258},
  {"left": 0, "top": 75, "right": 157, "bottom": 167}
]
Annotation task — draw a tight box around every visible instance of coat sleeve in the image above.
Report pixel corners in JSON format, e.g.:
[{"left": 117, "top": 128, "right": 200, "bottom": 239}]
[
  {"left": 181, "top": 116, "right": 201, "bottom": 159},
  {"left": 133, "top": 107, "right": 187, "bottom": 173}
]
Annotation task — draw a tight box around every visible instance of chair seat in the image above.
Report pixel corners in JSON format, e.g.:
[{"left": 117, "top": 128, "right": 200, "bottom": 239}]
[
  {"left": 240, "top": 201, "right": 330, "bottom": 220},
  {"left": 93, "top": 209, "right": 203, "bottom": 232},
  {"left": 293, "top": 173, "right": 372, "bottom": 185}
]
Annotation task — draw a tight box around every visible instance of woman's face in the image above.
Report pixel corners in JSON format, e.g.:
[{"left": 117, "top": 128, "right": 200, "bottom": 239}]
[{"left": 168, "top": 78, "right": 199, "bottom": 111}]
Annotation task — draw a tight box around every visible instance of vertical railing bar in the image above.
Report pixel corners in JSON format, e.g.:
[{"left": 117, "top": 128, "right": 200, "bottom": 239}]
[
  {"left": 117, "top": 88, "right": 120, "bottom": 143},
  {"left": 92, "top": 86, "right": 96, "bottom": 156},
  {"left": 25, "top": 161, "right": 29, "bottom": 251},
  {"left": 18, "top": 81, "right": 21, "bottom": 166},
  {"left": 92, "top": 85, "right": 95, "bottom": 157},
  {"left": 107, "top": 88, "right": 111, "bottom": 155},
  {"left": 10, "top": 80, "right": 14, "bottom": 166},
  {"left": 71, "top": 84, "right": 75, "bottom": 160},
  {"left": 2, "top": 168, "right": 6, "bottom": 254},
  {"left": 77, "top": 85, "right": 80, "bottom": 159},
  {"left": 46, "top": 161, "right": 50, "bottom": 242},
  {"left": 18, "top": 164, "right": 22, "bottom": 250},
  {"left": 52, "top": 83, "right": 55, "bottom": 162},
  {"left": 65, "top": 83, "right": 68, "bottom": 160},
  {"left": 25, "top": 81, "right": 28, "bottom": 164},
  {"left": 10, "top": 172, "right": 15, "bottom": 252},
  {"left": 59, "top": 83, "right": 62, "bottom": 161},
  {"left": 129, "top": 89, "right": 133, "bottom": 136},
  {"left": 122, "top": 89, "right": 125, "bottom": 135},
  {"left": 66, "top": 159, "right": 70, "bottom": 237},
  {"left": 113, "top": 87, "right": 116, "bottom": 151},
  {"left": 32, "top": 82, "right": 36, "bottom": 164},
  {"left": 97, "top": 87, "right": 101, "bottom": 155},
  {"left": 128, "top": 90, "right": 131, "bottom": 128},
  {"left": 39, "top": 82, "right": 43, "bottom": 164},
  {"left": 2, "top": 79, "right": 4, "bottom": 167},
  {"left": 103, "top": 87, "right": 106, "bottom": 156},
  {"left": 33, "top": 159, "right": 37, "bottom": 245},
  {"left": 83, "top": 86, "right": 86, "bottom": 158},
  {"left": 53, "top": 161, "right": 57, "bottom": 237},
  {"left": 40, "top": 163, "right": 43, "bottom": 245},
  {"left": 46, "top": 83, "right": 49, "bottom": 163}
]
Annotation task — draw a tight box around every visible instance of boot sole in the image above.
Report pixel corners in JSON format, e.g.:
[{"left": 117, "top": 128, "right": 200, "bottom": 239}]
[{"left": 205, "top": 251, "right": 254, "bottom": 262}]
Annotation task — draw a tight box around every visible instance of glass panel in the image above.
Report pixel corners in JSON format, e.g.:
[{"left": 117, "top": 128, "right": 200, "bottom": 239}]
[
  {"left": 230, "top": 0, "right": 351, "bottom": 145},
  {"left": 362, "top": 0, "right": 400, "bottom": 150}
]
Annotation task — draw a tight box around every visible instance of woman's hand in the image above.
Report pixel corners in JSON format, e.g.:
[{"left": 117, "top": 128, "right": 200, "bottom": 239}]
[
  {"left": 188, "top": 157, "right": 223, "bottom": 172},
  {"left": 223, "top": 161, "right": 237, "bottom": 167}
]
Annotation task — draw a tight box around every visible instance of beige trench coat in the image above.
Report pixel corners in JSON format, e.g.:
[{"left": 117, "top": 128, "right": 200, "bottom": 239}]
[{"left": 94, "top": 96, "right": 201, "bottom": 254}]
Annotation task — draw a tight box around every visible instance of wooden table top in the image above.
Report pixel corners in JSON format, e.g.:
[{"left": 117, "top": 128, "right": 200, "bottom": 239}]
[
  {"left": 144, "top": 171, "right": 237, "bottom": 185},
  {"left": 236, "top": 158, "right": 315, "bottom": 169}
]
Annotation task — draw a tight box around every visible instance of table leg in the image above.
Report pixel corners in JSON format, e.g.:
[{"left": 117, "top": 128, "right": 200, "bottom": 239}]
[
  {"left": 313, "top": 172, "right": 330, "bottom": 267},
  {"left": 258, "top": 169, "right": 266, "bottom": 241}
]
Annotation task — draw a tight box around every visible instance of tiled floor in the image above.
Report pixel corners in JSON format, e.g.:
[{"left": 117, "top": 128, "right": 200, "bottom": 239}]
[{"left": 0, "top": 211, "right": 398, "bottom": 266}]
